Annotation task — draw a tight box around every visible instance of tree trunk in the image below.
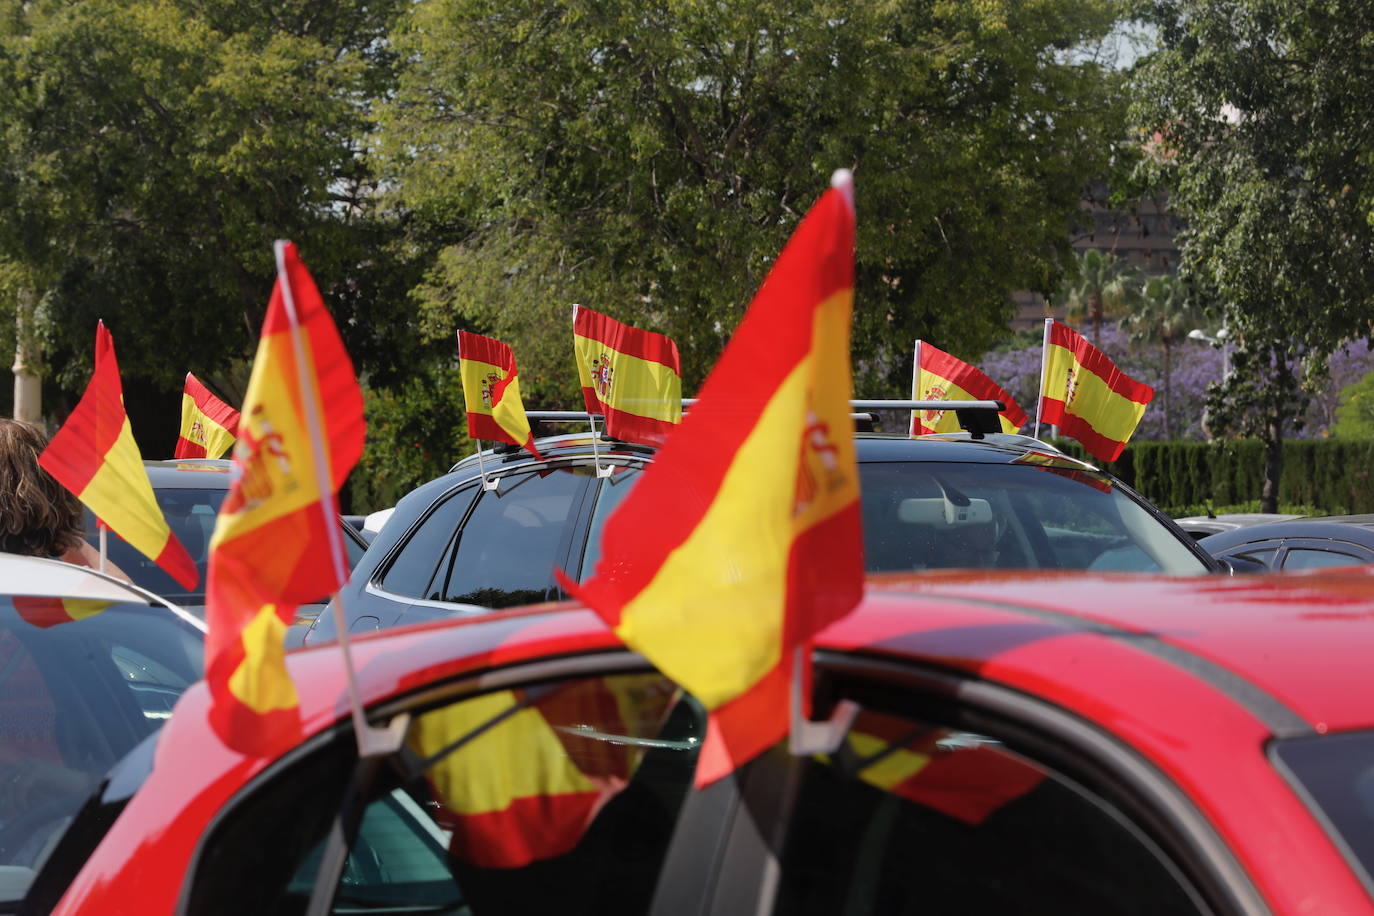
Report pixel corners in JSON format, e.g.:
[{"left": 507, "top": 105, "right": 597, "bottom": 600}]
[
  {"left": 1260, "top": 412, "right": 1283, "bottom": 514},
  {"left": 1090, "top": 292, "right": 1102, "bottom": 345},
  {"left": 12, "top": 289, "right": 40, "bottom": 424},
  {"left": 1162, "top": 339, "right": 1172, "bottom": 440}
]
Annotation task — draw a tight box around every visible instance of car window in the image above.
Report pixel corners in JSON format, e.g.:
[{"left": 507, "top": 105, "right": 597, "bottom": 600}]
[
  {"left": 1229, "top": 547, "right": 1279, "bottom": 569},
  {"left": 1281, "top": 547, "right": 1369, "bottom": 570},
  {"left": 0, "top": 600, "right": 203, "bottom": 903},
  {"left": 85, "top": 487, "right": 226, "bottom": 603},
  {"left": 859, "top": 461, "right": 1208, "bottom": 575},
  {"left": 186, "top": 671, "right": 703, "bottom": 916},
  {"left": 773, "top": 707, "right": 1207, "bottom": 915},
  {"left": 378, "top": 487, "right": 479, "bottom": 598},
  {"left": 1273, "top": 730, "right": 1374, "bottom": 885},
  {"left": 431, "top": 468, "right": 591, "bottom": 608},
  {"left": 579, "top": 466, "right": 644, "bottom": 580}
]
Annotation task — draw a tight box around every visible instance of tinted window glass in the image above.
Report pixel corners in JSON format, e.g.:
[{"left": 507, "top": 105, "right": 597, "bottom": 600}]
[
  {"left": 85, "top": 487, "right": 226, "bottom": 603},
  {"left": 188, "top": 672, "right": 703, "bottom": 916},
  {"left": 0, "top": 600, "right": 202, "bottom": 902},
  {"left": 859, "top": 461, "right": 1207, "bottom": 575},
  {"left": 435, "top": 469, "right": 589, "bottom": 608},
  {"left": 579, "top": 466, "right": 643, "bottom": 579},
  {"left": 1273, "top": 730, "right": 1374, "bottom": 883},
  {"left": 774, "top": 708, "right": 1205, "bottom": 915},
  {"left": 379, "top": 488, "right": 478, "bottom": 598},
  {"left": 1282, "top": 548, "right": 1368, "bottom": 570},
  {"left": 1231, "top": 547, "right": 1279, "bottom": 569}
]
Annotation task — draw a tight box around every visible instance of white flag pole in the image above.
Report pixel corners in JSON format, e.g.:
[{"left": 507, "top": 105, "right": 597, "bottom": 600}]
[
  {"left": 274, "top": 240, "right": 407, "bottom": 758},
  {"left": 1033, "top": 318, "right": 1053, "bottom": 440},
  {"left": 99, "top": 524, "right": 107, "bottom": 574},
  {"left": 910, "top": 340, "right": 923, "bottom": 436}
]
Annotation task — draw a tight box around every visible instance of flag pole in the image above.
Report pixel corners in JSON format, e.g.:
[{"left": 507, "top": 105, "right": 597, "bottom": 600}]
[
  {"left": 788, "top": 645, "right": 859, "bottom": 756},
  {"left": 274, "top": 240, "right": 408, "bottom": 758},
  {"left": 474, "top": 440, "right": 499, "bottom": 491},
  {"left": 909, "top": 339, "right": 923, "bottom": 436},
  {"left": 98, "top": 523, "right": 107, "bottom": 574},
  {"left": 1033, "top": 318, "right": 1052, "bottom": 440}
]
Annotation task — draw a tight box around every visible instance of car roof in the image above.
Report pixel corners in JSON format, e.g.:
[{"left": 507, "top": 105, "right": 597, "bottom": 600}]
[
  {"left": 0, "top": 552, "right": 160, "bottom": 603},
  {"left": 142, "top": 458, "right": 233, "bottom": 486},
  {"left": 284, "top": 568, "right": 1374, "bottom": 740},
  {"left": 1199, "top": 518, "right": 1374, "bottom": 551}
]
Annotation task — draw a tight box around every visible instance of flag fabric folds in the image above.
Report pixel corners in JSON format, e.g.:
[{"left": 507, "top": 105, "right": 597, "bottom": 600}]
[
  {"left": 457, "top": 331, "right": 541, "bottom": 459},
  {"left": 572, "top": 305, "right": 682, "bottom": 446},
  {"left": 1040, "top": 321, "right": 1154, "bottom": 462},
  {"left": 39, "top": 322, "right": 199, "bottom": 590},
  {"left": 175, "top": 373, "right": 241, "bottom": 460},
  {"left": 564, "top": 171, "right": 864, "bottom": 786},
  {"left": 205, "top": 241, "right": 365, "bottom": 757},
  {"left": 909, "top": 341, "right": 1027, "bottom": 435}
]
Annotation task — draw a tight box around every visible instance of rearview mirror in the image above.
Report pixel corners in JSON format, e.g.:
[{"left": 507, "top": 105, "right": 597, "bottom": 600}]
[{"left": 898, "top": 497, "right": 993, "bottom": 527}]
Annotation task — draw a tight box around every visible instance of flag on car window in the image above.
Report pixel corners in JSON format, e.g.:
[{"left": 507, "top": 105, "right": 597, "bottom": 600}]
[
  {"left": 39, "top": 322, "right": 199, "bottom": 590},
  {"left": 1039, "top": 320, "right": 1154, "bottom": 462},
  {"left": 457, "top": 331, "right": 541, "bottom": 460},
  {"left": 205, "top": 241, "right": 364, "bottom": 757},
  {"left": 563, "top": 171, "right": 864, "bottom": 786},
  {"left": 572, "top": 305, "right": 681, "bottom": 446},
  {"left": 175, "top": 372, "right": 240, "bottom": 460},
  {"left": 11, "top": 596, "right": 114, "bottom": 628},
  {"left": 910, "top": 341, "right": 1027, "bottom": 436}
]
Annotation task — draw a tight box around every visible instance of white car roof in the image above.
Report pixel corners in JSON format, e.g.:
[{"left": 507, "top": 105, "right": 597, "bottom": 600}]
[{"left": 0, "top": 552, "right": 155, "bottom": 603}]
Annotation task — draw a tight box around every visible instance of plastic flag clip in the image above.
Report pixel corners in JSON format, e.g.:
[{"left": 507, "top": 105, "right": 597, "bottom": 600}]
[
  {"left": 587, "top": 415, "right": 614, "bottom": 478},
  {"left": 474, "top": 441, "right": 500, "bottom": 491},
  {"left": 788, "top": 645, "right": 859, "bottom": 757}
]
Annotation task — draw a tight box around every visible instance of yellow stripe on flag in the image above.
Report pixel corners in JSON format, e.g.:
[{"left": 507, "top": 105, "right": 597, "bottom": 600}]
[
  {"left": 915, "top": 372, "right": 1021, "bottom": 435},
  {"left": 573, "top": 335, "right": 682, "bottom": 423},
  {"left": 227, "top": 604, "right": 299, "bottom": 715},
  {"left": 82, "top": 420, "right": 174, "bottom": 561},
  {"left": 181, "top": 391, "right": 237, "bottom": 458},
  {"left": 1045, "top": 345, "right": 1148, "bottom": 442}
]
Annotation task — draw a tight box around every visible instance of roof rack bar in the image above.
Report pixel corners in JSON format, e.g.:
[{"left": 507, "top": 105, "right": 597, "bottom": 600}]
[{"left": 529, "top": 399, "right": 1003, "bottom": 420}]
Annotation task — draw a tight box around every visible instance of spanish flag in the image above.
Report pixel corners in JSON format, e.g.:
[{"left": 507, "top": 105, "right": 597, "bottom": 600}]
[
  {"left": 205, "top": 241, "right": 364, "bottom": 756},
  {"left": 1040, "top": 320, "right": 1154, "bottom": 462},
  {"left": 39, "top": 322, "right": 199, "bottom": 590},
  {"left": 175, "top": 372, "right": 240, "bottom": 459},
  {"left": 457, "top": 330, "right": 541, "bottom": 459},
  {"left": 11, "top": 596, "right": 113, "bottom": 629},
  {"left": 572, "top": 305, "right": 681, "bottom": 446},
  {"left": 909, "top": 341, "right": 1027, "bottom": 435},
  {"left": 565, "top": 171, "right": 864, "bottom": 786}
]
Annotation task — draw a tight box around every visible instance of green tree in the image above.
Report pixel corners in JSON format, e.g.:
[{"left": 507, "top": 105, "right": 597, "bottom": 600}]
[
  {"left": 1054, "top": 249, "right": 1141, "bottom": 345},
  {"left": 0, "top": 0, "right": 413, "bottom": 449},
  {"left": 1332, "top": 370, "right": 1374, "bottom": 439},
  {"left": 1130, "top": 0, "right": 1374, "bottom": 511},
  {"left": 1123, "top": 274, "right": 1204, "bottom": 439},
  {"left": 374, "top": 0, "right": 1131, "bottom": 402}
]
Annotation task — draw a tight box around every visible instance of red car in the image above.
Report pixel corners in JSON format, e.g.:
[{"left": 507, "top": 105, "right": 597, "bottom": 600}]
[{"left": 39, "top": 569, "right": 1374, "bottom": 916}]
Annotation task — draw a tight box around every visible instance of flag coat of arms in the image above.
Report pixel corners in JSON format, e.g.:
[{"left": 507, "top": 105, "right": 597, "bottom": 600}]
[
  {"left": 565, "top": 171, "right": 864, "bottom": 786},
  {"left": 204, "top": 241, "right": 364, "bottom": 756},
  {"left": 457, "top": 330, "right": 541, "bottom": 459},
  {"left": 176, "top": 372, "right": 241, "bottom": 460},
  {"left": 1040, "top": 321, "right": 1154, "bottom": 462},
  {"left": 572, "top": 305, "right": 681, "bottom": 446},
  {"left": 39, "top": 322, "right": 199, "bottom": 589},
  {"left": 910, "top": 341, "right": 1027, "bottom": 435}
]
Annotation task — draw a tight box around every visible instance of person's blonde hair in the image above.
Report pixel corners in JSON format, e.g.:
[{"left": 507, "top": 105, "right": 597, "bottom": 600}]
[{"left": 0, "top": 419, "right": 84, "bottom": 558}]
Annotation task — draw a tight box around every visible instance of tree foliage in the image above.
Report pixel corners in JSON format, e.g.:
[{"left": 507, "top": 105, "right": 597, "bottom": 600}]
[
  {"left": 1129, "top": 0, "right": 1374, "bottom": 508},
  {"left": 375, "top": 0, "right": 1131, "bottom": 400}
]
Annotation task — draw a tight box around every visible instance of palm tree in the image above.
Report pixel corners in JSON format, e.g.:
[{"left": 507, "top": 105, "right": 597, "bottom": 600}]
[
  {"left": 1054, "top": 250, "right": 1141, "bottom": 345},
  {"left": 1123, "top": 274, "right": 1203, "bottom": 440}
]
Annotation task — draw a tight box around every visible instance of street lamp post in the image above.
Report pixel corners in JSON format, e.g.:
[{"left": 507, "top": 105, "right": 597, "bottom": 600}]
[{"left": 1188, "top": 327, "right": 1231, "bottom": 378}]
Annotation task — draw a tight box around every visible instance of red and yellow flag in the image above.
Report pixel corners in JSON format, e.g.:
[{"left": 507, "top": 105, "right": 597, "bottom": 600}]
[
  {"left": 564, "top": 172, "right": 864, "bottom": 786},
  {"left": 11, "top": 596, "right": 113, "bottom": 629},
  {"left": 39, "top": 322, "right": 198, "bottom": 590},
  {"left": 175, "top": 372, "right": 241, "bottom": 459},
  {"left": 572, "top": 305, "right": 681, "bottom": 446},
  {"left": 1040, "top": 321, "right": 1154, "bottom": 462},
  {"left": 205, "top": 241, "right": 364, "bottom": 757},
  {"left": 457, "top": 330, "right": 541, "bottom": 459},
  {"left": 909, "top": 341, "right": 1027, "bottom": 435}
]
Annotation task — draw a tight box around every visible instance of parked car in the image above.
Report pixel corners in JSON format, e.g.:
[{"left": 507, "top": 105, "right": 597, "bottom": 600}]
[
  {"left": 1198, "top": 515, "right": 1374, "bottom": 571},
  {"left": 82, "top": 459, "right": 369, "bottom": 629},
  {"left": 48, "top": 567, "right": 1374, "bottom": 915},
  {"left": 0, "top": 553, "right": 204, "bottom": 914},
  {"left": 306, "top": 426, "right": 1218, "bottom": 643},
  {"left": 1172, "top": 513, "right": 1303, "bottom": 540}
]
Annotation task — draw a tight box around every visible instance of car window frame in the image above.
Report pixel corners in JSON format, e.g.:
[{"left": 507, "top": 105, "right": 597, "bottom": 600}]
[{"left": 657, "top": 652, "right": 1269, "bottom": 916}]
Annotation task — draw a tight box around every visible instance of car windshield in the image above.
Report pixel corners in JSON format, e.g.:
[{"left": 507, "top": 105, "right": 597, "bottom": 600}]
[
  {"left": 1272, "top": 730, "right": 1374, "bottom": 884},
  {"left": 83, "top": 486, "right": 227, "bottom": 604},
  {"left": 0, "top": 597, "right": 204, "bottom": 905},
  {"left": 859, "top": 459, "right": 1209, "bottom": 575}
]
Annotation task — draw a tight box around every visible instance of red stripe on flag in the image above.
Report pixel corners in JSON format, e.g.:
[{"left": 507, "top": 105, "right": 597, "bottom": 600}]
[
  {"left": 205, "top": 625, "right": 303, "bottom": 758},
  {"left": 185, "top": 373, "right": 241, "bottom": 435},
  {"left": 573, "top": 306, "right": 680, "bottom": 369},
  {"left": 11, "top": 596, "right": 76, "bottom": 629},
  {"left": 458, "top": 330, "right": 514, "bottom": 369},
  {"left": 174, "top": 435, "right": 207, "bottom": 460},
  {"left": 467, "top": 413, "right": 539, "bottom": 456},
  {"left": 154, "top": 534, "right": 200, "bottom": 591},
  {"left": 444, "top": 791, "right": 606, "bottom": 869},
  {"left": 1040, "top": 399, "right": 1133, "bottom": 463},
  {"left": 1048, "top": 323, "right": 1154, "bottom": 404}
]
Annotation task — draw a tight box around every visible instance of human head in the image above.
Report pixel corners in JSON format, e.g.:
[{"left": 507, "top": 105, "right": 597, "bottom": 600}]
[{"left": 0, "top": 419, "right": 84, "bottom": 558}]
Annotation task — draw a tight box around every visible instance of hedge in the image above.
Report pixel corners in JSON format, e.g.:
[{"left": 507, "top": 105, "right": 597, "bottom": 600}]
[{"left": 1051, "top": 439, "right": 1374, "bottom": 516}]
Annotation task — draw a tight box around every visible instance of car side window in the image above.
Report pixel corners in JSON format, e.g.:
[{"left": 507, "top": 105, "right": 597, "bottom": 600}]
[
  {"left": 578, "top": 466, "right": 643, "bottom": 580},
  {"left": 1282, "top": 547, "right": 1368, "bottom": 570},
  {"left": 773, "top": 707, "right": 1207, "bottom": 915},
  {"left": 432, "top": 468, "right": 590, "bottom": 608},
  {"left": 1230, "top": 547, "right": 1279, "bottom": 569},
  {"left": 185, "top": 671, "right": 703, "bottom": 916},
  {"left": 378, "top": 488, "right": 478, "bottom": 598}
]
